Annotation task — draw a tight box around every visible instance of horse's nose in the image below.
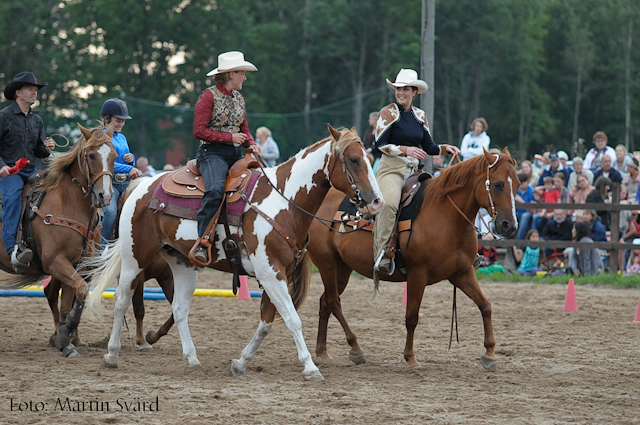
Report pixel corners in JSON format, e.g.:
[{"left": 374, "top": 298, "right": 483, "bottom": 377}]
[
  {"left": 101, "top": 191, "right": 111, "bottom": 207},
  {"left": 368, "top": 197, "right": 385, "bottom": 215},
  {"left": 500, "top": 220, "right": 517, "bottom": 237}
]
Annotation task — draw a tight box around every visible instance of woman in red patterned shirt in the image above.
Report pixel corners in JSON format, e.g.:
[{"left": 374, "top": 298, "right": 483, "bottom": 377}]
[{"left": 192, "top": 51, "right": 261, "bottom": 264}]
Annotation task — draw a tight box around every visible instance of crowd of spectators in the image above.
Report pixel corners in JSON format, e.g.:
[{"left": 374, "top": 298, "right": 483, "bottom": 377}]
[{"left": 453, "top": 123, "right": 639, "bottom": 276}]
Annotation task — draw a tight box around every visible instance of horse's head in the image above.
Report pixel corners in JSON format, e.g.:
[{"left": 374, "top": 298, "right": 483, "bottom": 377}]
[
  {"left": 78, "top": 123, "right": 117, "bottom": 208},
  {"left": 327, "top": 124, "right": 384, "bottom": 215},
  {"left": 477, "top": 147, "right": 519, "bottom": 237}
]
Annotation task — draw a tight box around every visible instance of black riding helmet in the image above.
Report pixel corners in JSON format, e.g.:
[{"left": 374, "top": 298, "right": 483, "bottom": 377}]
[{"left": 100, "top": 98, "right": 132, "bottom": 120}]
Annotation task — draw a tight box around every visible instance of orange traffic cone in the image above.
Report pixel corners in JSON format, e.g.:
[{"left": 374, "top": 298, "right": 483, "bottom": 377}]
[
  {"left": 237, "top": 275, "right": 251, "bottom": 300},
  {"left": 634, "top": 294, "right": 640, "bottom": 323},
  {"left": 402, "top": 282, "right": 407, "bottom": 306},
  {"left": 563, "top": 278, "right": 578, "bottom": 312}
]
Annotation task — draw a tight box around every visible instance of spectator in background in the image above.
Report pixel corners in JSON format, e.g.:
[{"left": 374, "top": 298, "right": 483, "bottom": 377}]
[
  {"left": 568, "top": 156, "right": 594, "bottom": 191},
  {"left": 255, "top": 126, "right": 280, "bottom": 167},
  {"left": 137, "top": 156, "right": 157, "bottom": 177},
  {"left": 613, "top": 144, "right": 634, "bottom": 176},
  {"left": 625, "top": 239, "right": 640, "bottom": 275},
  {"left": 554, "top": 172, "right": 569, "bottom": 203},
  {"left": 362, "top": 111, "right": 381, "bottom": 167},
  {"left": 587, "top": 176, "right": 612, "bottom": 230},
  {"left": 592, "top": 154, "right": 623, "bottom": 185},
  {"left": 584, "top": 131, "right": 616, "bottom": 171},
  {"left": 568, "top": 174, "right": 595, "bottom": 204},
  {"left": 460, "top": 117, "right": 490, "bottom": 160},
  {"left": 519, "top": 160, "right": 539, "bottom": 188},
  {"left": 515, "top": 172, "right": 535, "bottom": 239},
  {"left": 533, "top": 176, "right": 561, "bottom": 231},
  {"left": 618, "top": 212, "right": 640, "bottom": 271},
  {"left": 557, "top": 150, "right": 572, "bottom": 173},
  {"left": 564, "top": 221, "right": 604, "bottom": 276},
  {"left": 538, "top": 152, "right": 570, "bottom": 187},
  {"left": 514, "top": 229, "right": 545, "bottom": 275},
  {"left": 580, "top": 209, "right": 607, "bottom": 242},
  {"left": 622, "top": 158, "right": 640, "bottom": 199},
  {"left": 432, "top": 155, "right": 446, "bottom": 177},
  {"left": 477, "top": 233, "right": 504, "bottom": 273},
  {"left": 163, "top": 163, "right": 175, "bottom": 171},
  {"left": 541, "top": 208, "right": 573, "bottom": 256}
]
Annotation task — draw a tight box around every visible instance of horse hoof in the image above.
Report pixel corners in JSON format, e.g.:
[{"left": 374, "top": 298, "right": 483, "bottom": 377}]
[
  {"left": 185, "top": 364, "right": 203, "bottom": 375},
  {"left": 101, "top": 355, "right": 118, "bottom": 369},
  {"left": 145, "top": 331, "right": 156, "bottom": 345},
  {"left": 302, "top": 370, "right": 325, "bottom": 382},
  {"left": 481, "top": 356, "right": 497, "bottom": 372},
  {"left": 349, "top": 353, "right": 366, "bottom": 365},
  {"left": 229, "top": 359, "right": 245, "bottom": 377},
  {"left": 62, "top": 344, "right": 79, "bottom": 358},
  {"left": 138, "top": 344, "right": 153, "bottom": 352},
  {"left": 49, "top": 334, "right": 56, "bottom": 347}
]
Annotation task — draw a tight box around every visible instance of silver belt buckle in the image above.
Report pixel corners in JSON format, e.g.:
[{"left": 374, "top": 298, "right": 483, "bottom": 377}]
[{"left": 114, "top": 174, "right": 128, "bottom": 182}]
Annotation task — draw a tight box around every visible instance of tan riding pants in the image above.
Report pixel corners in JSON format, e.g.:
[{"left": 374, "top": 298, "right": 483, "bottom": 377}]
[{"left": 373, "top": 154, "right": 418, "bottom": 261}]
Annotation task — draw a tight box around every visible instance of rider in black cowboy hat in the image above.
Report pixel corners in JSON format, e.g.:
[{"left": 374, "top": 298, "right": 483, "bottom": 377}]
[{"left": 0, "top": 72, "right": 55, "bottom": 271}]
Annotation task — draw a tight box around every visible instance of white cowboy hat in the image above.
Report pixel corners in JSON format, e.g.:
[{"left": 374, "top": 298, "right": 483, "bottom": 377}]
[
  {"left": 207, "top": 51, "right": 258, "bottom": 76},
  {"left": 386, "top": 68, "right": 428, "bottom": 94}
]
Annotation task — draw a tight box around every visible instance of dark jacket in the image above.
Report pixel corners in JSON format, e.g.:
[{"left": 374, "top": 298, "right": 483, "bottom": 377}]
[
  {"left": 593, "top": 168, "right": 623, "bottom": 184},
  {"left": 0, "top": 102, "right": 50, "bottom": 169},
  {"left": 586, "top": 189, "right": 610, "bottom": 230},
  {"left": 542, "top": 218, "right": 573, "bottom": 241}
]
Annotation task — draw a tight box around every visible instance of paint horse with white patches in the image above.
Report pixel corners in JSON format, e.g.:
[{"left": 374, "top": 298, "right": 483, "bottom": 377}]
[
  {"left": 308, "top": 148, "right": 518, "bottom": 371},
  {"left": 0, "top": 125, "right": 116, "bottom": 355},
  {"left": 84, "top": 125, "right": 383, "bottom": 381}
]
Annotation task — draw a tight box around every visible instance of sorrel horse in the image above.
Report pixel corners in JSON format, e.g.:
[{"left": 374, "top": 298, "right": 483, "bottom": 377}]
[
  {"left": 83, "top": 125, "right": 383, "bottom": 381},
  {"left": 0, "top": 125, "right": 116, "bottom": 354},
  {"left": 307, "top": 148, "right": 518, "bottom": 371}
]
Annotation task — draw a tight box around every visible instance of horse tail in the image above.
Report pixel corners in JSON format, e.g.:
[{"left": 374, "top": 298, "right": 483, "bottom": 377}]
[
  {"left": 289, "top": 251, "right": 312, "bottom": 311},
  {"left": 83, "top": 240, "right": 122, "bottom": 321},
  {"left": 0, "top": 273, "right": 47, "bottom": 290}
]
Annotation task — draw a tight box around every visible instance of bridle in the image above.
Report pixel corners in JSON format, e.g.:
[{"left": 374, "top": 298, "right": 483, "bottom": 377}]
[
  {"left": 255, "top": 139, "right": 369, "bottom": 229},
  {"left": 72, "top": 140, "right": 113, "bottom": 202},
  {"left": 446, "top": 153, "right": 502, "bottom": 239}
]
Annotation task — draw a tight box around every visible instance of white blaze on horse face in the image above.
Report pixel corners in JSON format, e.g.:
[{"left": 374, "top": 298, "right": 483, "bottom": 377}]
[
  {"left": 508, "top": 175, "right": 517, "bottom": 226},
  {"left": 98, "top": 144, "right": 115, "bottom": 198}
]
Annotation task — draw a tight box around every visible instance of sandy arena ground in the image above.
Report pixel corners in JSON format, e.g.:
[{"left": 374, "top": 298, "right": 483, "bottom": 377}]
[{"left": 1, "top": 269, "right": 639, "bottom": 424}]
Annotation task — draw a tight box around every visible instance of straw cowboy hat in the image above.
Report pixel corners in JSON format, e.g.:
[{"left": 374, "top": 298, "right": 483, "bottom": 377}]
[
  {"left": 207, "top": 51, "right": 258, "bottom": 76},
  {"left": 386, "top": 69, "right": 428, "bottom": 94},
  {"left": 4, "top": 72, "right": 48, "bottom": 100}
]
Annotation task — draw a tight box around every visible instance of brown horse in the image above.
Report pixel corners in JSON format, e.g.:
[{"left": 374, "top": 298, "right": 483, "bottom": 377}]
[
  {"left": 45, "top": 256, "right": 174, "bottom": 353},
  {"left": 0, "top": 125, "right": 117, "bottom": 355},
  {"left": 83, "top": 125, "right": 383, "bottom": 381},
  {"left": 307, "top": 148, "right": 518, "bottom": 371}
]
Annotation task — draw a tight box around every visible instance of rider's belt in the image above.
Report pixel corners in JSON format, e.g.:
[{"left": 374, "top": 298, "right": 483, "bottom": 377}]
[
  {"left": 200, "top": 140, "right": 241, "bottom": 148},
  {"left": 114, "top": 173, "right": 130, "bottom": 183}
]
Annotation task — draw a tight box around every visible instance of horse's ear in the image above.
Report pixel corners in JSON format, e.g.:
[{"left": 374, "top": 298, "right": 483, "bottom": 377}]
[
  {"left": 482, "top": 147, "right": 495, "bottom": 163},
  {"left": 350, "top": 126, "right": 358, "bottom": 135},
  {"left": 327, "top": 124, "right": 342, "bottom": 141},
  {"left": 78, "top": 123, "right": 92, "bottom": 140},
  {"left": 502, "top": 146, "right": 511, "bottom": 156},
  {"left": 105, "top": 122, "right": 115, "bottom": 138}
]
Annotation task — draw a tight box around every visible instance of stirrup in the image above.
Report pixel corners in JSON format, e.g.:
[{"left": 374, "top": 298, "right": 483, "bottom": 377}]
[{"left": 374, "top": 251, "right": 395, "bottom": 275}]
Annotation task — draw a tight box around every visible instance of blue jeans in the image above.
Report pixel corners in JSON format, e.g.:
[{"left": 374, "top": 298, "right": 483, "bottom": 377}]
[
  {"left": 101, "top": 180, "right": 129, "bottom": 243},
  {"left": 0, "top": 167, "right": 37, "bottom": 254},
  {"left": 516, "top": 211, "right": 532, "bottom": 240},
  {"left": 196, "top": 144, "right": 241, "bottom": 237}
]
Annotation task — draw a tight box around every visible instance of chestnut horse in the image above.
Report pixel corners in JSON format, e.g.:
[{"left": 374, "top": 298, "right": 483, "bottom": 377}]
[
  {"left": 83, "top": 125, "right": 383, "bottom": 381},
  {"left": 0, "top": 125, "right": 116, "bottom": 355},
  {"left": 307, "top": 148, "right": 518, "bottom": 371}
]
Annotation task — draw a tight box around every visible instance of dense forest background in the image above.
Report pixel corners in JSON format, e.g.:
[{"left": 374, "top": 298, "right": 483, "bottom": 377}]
[{"left": 1, "top": 0, "right": 639, "bottom": 166}]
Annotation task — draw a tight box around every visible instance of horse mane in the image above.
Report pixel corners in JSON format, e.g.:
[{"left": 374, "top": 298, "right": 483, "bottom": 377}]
[
  {"left": 332, "top": 127, "right": 362, "bottom": 156},
  {"left": 426, "top": 153, "right": 515, "bottom": 201},
  {"left": 40, "top": 126, "right": 112, "bottom": 192}
]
